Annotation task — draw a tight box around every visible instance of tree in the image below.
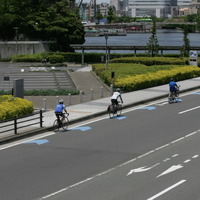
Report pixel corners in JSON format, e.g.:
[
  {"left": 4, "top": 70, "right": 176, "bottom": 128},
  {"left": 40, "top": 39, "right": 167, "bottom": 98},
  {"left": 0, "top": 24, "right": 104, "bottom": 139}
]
[
  {"left": 107, "top": 6, "right": 115, "bottom": 24},
  {"left": 180, "top": 25, "right": 190, "bottom": 57},
  {"left": 146, "top": 18, "right": 159, "bottom": 57},
  {"left": 95, "top": 8, "right": 103, "bottom": 24},
  {"left": 0, "top": 0, "right": 85, "bottom": 52},
  {"left": 196, "top": 9, "right": 200, "bottom": 32}
]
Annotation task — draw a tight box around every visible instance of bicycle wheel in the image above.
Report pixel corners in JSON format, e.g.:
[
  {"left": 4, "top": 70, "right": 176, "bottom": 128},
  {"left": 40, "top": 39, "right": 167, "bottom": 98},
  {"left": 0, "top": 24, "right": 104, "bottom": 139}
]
[
  {"left": 61, "top": 117, "right": 69, "bottom": 131},
  {"left": 117, "top": 104, "right": 122, "bottom": 116},
  {"left": 108, "top": 105, "right": 115, "bottom": 118},
  {"left": 53, "top": 119, "right": 59, "bottom": 132}
]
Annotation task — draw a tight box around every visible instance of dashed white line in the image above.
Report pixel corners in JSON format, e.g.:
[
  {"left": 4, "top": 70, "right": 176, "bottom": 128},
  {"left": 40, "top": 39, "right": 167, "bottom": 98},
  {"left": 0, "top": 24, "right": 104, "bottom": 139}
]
[
  {"left": 147, "top": 180, "right": 186, "bottom": 200},
  {"left": 179, "top": 105, "right": 200, "bottom": 114}
]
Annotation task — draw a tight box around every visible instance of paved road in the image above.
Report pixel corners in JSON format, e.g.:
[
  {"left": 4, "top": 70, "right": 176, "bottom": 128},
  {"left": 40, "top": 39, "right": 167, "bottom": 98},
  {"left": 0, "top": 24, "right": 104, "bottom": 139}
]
[{"left": 1, "top": 89, "right": 200, "bottom": 200}]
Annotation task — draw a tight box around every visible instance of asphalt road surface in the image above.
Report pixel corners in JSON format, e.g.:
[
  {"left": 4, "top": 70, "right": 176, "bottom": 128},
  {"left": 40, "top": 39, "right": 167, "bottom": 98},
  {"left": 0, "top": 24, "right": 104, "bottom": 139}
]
[{"left": 1, "top": 89, "right": 200, "bottom": 200}]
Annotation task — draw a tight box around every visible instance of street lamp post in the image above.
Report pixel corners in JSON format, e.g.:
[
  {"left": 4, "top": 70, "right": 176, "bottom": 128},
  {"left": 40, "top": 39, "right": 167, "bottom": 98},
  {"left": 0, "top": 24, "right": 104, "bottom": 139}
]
[
  {"left": 105, "top": 33, "right": 109, "bottom": 70},
  {"left": 13, "top": 27, "right": 19, "bottom": 55}
]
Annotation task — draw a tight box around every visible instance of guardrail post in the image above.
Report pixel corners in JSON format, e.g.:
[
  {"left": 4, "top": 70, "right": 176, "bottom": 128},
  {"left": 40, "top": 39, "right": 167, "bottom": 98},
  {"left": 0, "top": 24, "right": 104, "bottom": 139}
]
[
  {"left": 14, "top": 116, "right": 17, "bottom": 134},
  {"left": 56, "top": 96, "right": 59, "bottom": 104},
  {"left": 43, "top": 98, "right": 46, "bottom": 111},
  {"left": 90, "top": 88, "right": 93, "bottom": 100},
  {"left": 80, "top": 91, "right": 83, "bottom": 103},
  {"left": 40, "top": 110, "right": 43, "bottom": 128},
  {"left": 100, "top": 87, "right": 104, "bottom": 98},
  {"left": 110, "top": 84, "right": 113, "bottom": 95},
  {"left": 68, "top": 93, "right": 71, "bottom": 105}
]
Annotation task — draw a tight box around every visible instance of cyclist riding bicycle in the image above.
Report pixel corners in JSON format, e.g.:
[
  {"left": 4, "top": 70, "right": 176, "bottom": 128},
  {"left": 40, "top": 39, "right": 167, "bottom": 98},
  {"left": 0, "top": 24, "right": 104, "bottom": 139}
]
[
  {"left": 55, "top": 99, "right": 68, "bottom": 127},
  {"left": 169, "top": 78, "right": 179, "bottom": 96},
  {"left": 111, "top": 88, "right": 123, "bottom": 112}
]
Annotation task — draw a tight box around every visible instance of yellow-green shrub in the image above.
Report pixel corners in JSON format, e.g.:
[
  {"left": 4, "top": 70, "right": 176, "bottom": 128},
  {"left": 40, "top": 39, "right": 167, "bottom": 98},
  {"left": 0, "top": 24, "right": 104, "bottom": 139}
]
[
  {"left": 115, "top": 66, "right": 200, "bottom": 92},
  {"left": 0, "top": 95, "right": 33, "bottom": 121}
]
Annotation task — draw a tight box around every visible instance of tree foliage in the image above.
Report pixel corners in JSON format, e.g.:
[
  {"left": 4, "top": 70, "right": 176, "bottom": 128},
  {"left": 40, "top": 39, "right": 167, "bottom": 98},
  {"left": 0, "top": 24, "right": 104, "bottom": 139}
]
[
  {"left": 0, "top": 0, "right": 85, "bottom": 51},
  {"left": 146, "top": 18, "right": 159, "bottom": 57},
  {"left": 106, "top": 6, "right": 115, "bottom": 24},
  {"left": 180, "top": 25, "right": 190, "bottom": 57}
]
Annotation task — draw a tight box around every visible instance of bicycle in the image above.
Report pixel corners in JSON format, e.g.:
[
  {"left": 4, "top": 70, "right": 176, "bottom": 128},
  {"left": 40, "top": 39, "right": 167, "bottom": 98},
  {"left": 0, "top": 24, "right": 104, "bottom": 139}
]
[
  {"left": 53, "top": 112, "right": 69, "bottom": 132},
  {"left": 107, "top": 101, "right": 122, "bottom": 118},
  {"left": 168, "top": 85, "right": 180, "bottom": 104}
]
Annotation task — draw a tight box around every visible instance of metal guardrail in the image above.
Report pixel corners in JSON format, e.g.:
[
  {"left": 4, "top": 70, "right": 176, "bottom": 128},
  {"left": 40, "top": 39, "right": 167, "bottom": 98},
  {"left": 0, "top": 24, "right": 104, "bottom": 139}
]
[
  {"left": 70, "top": 44, "right": 200, "bottom": 51},
  {"left": 0, "top": 110, "right": 44, "bottom": 135}
]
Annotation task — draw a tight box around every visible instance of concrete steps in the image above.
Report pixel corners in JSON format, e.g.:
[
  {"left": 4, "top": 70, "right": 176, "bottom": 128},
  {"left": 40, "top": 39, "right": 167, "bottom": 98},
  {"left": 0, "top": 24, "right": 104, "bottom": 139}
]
[{"left": 0, "top": 71, "right": 76, "bottom": 91}]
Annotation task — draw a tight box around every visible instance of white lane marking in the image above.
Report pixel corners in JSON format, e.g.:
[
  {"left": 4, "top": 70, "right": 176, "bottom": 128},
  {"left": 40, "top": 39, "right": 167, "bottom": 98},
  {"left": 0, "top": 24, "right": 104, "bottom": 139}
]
[
  {"left": 163, "top": 158, "right": 170, "bottom": 162},
  {"left": 147, "top": 180, "right": 186, "bottom": 200},
  {"left": 179, "top": 105, "right": 200, "bottom": 114},
  {"left": 157, "top": 164, "right": 183, "bottom": 178},
  {"left": 192, "top": 155, "right": 199, "bottom": 158},
  {"left": 0, "top": 132, "right": 56, "bottom": 151},
  {"left": 127, "top": 163, "right": 160, "bottom": 176},
  {"left": 184, "top": 159, "right": 191, "bottom": 163}
]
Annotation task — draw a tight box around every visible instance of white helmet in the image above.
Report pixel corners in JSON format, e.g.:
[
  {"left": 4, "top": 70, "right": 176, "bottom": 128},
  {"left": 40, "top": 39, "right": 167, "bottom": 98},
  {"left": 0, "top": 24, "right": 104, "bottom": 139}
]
[
  {"left": 116, "top": 88, "right": 121, "bottom": 92},
  {"left": 59, "top": 99, "right": 64, "bottom": 104}
]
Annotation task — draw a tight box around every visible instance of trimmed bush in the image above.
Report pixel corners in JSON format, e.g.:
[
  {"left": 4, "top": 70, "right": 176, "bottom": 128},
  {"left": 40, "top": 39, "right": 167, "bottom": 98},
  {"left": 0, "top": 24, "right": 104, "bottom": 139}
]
[
  {"left": 93, "top": 63, "right": 200, "bottom": 92},
  {"left": 48, "top": 55, "right": 65, "bottom": 64},
  {"left": 0, "top": 95, "right": 34, "bottom": 120},
  {"left": 0, "top": 89, "right": 80, "bottom": 96},
  {"left": 109, "top": 57, "right": 188, "bottom": 66},
  {"left": 115, "top": 66, "right": 200, "bottom": 92}
]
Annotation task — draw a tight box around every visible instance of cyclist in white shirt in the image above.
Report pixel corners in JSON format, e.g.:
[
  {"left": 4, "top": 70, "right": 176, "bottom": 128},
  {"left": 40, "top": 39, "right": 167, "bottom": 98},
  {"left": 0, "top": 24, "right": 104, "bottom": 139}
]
[{"left": 111, "top": 88, "right": 123, "bottom": 107}]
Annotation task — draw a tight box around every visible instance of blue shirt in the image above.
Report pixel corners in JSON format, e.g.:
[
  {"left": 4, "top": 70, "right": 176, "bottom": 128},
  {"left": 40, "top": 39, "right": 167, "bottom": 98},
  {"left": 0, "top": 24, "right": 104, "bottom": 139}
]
[
  {"left": 55, "top": 104, "right": 65, "bottom": 113},
  {"left": 169, "top": 81, "right": 177, "bottom": 92}
]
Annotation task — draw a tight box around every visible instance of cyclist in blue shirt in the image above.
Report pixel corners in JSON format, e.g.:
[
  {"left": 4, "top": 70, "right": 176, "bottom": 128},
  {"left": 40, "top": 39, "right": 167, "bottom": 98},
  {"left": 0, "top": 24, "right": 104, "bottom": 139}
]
[
  {"left": 55, "top": 99, "right": 67, "bottom": 127},
  {"left": 169, "top": 78, "right": 179, "bottom": 94}
]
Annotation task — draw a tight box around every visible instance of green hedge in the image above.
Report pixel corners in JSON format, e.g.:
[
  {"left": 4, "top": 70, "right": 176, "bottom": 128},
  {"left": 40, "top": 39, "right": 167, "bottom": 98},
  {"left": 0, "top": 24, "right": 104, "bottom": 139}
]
[
  {"left": 109, "top": 57, "right": 188, "bottom": 66},
  {"left": 0, "top": 95, "right": 34, "bottom": 120},
  {"left": 0, "top": 89, "right": 80, "bottom": 96},
  {"left": 93, "top": 63, "right": 200, "bottom": 92},
  {"left": 115, "top": 66, "right": 200, "bottom": 92},
  {"left": 11, "top": 52, "right": 191, "bottom": 64}
]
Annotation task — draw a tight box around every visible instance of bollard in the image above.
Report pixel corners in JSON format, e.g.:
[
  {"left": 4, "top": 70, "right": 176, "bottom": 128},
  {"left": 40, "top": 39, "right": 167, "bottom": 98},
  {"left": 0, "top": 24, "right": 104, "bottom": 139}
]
[
  {"left": 43, "top": 98, "right": 46, "bottom": 111},
  {"left": 80, "top": 91, "right": 83, "bottom": 103},
  {"left": 110, "top": 84, "right": 113, "bottom": 95},
  {"left": 56, "top": 96, "right": 59, "bottom": 104},
  {"left": 100, "top": 87, "right": 104, "bottom": 98},
  {"left": 68, "top": 93, "right": 71, "bottom": 105},
  {"left": 90, "top": 88, "right": 94, "bottom": 100}
]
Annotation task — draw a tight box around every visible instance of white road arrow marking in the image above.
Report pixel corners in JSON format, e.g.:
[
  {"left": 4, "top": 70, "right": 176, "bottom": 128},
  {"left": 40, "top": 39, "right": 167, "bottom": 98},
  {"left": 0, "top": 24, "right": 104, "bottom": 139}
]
[
  {"left": 127, "top": 163, "right": 160, "bottom": 176},
  {"left": 157, "top": 164, "right": 183, "bottom": 178}
]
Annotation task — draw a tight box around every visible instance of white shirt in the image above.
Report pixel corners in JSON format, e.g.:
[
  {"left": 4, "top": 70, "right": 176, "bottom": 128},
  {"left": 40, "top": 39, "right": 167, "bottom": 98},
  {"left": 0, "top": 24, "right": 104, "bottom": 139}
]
[{"left": 111, "top": 92, "right": 121, "bottom": 100}]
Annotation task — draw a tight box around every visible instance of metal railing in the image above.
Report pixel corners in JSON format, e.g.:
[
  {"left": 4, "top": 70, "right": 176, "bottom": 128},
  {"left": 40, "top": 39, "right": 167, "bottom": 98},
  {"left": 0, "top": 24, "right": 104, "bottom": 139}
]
[{"left": 0, "top": 110, "right": 44, "bottom": 135}]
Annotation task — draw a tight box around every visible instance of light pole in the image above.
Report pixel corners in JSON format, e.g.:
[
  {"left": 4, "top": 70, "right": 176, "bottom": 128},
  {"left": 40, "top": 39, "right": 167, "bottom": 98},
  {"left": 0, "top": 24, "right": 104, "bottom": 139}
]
[
  {"left": 105, "top": 33, "right": 109, "bottom": 70},
  {"left": 13, "top": 27, "right": 19, "bottom": 55}
]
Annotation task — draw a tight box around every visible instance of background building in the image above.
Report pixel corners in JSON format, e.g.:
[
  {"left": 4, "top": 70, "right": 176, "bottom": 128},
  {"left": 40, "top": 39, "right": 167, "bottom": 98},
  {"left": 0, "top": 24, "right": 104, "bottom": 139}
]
[
  {"left": 110, "top": 0, "right": 129, "bottom": 16},
  {"left": 128, "top": 0, "right": 174, "bottom": 18}
]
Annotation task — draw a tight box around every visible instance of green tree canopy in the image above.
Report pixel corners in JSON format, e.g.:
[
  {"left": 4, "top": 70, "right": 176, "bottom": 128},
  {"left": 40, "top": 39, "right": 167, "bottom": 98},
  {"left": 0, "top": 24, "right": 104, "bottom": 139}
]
[
  {"left": 146, "top": 18, "right": 159, "bottom": 57},
  {"left": 0, "top": 0, "right": 85, "bottom": 51}
]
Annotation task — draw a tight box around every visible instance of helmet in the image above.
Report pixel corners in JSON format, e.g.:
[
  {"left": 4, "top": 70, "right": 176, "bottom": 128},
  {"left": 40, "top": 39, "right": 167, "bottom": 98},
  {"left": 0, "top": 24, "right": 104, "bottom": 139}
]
[
  {"left": 171, "top": 77, "right": 174, "bottom": 81},
  {"left": 59, "top": 99, "right": 64, "bottom": 104},
  {"left": 116, "top": 88, "right": 121, "bottom": 92}
]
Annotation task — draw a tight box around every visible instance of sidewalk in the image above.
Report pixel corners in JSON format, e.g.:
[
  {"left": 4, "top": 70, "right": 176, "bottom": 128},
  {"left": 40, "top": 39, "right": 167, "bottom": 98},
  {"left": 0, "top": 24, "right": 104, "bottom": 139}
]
[{"left": 1, "top": 77, "right": 200, "bottom": 144}]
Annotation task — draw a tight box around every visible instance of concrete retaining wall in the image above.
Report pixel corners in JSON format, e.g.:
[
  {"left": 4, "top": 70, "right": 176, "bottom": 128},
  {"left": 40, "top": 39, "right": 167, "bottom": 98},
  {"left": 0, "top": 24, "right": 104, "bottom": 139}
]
[{"left": 0, "top": 41, "right": 50, "bottom": 58}]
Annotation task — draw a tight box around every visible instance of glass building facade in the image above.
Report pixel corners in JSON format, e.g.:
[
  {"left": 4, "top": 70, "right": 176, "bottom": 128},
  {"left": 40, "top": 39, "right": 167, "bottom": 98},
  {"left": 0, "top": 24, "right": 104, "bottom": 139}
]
[{"left": 128, "top": 0, "right": 175, "bottom": 18}]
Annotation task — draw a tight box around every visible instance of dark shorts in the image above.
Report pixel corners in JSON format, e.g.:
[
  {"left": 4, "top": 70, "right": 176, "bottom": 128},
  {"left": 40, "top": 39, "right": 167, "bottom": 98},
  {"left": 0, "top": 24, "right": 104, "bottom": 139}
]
[
  {"left": 111, "top": 99, "right": 118, "bottom": 105},
  {"left": 55, "top": 112, "right": 64, "bottom": 119}
]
